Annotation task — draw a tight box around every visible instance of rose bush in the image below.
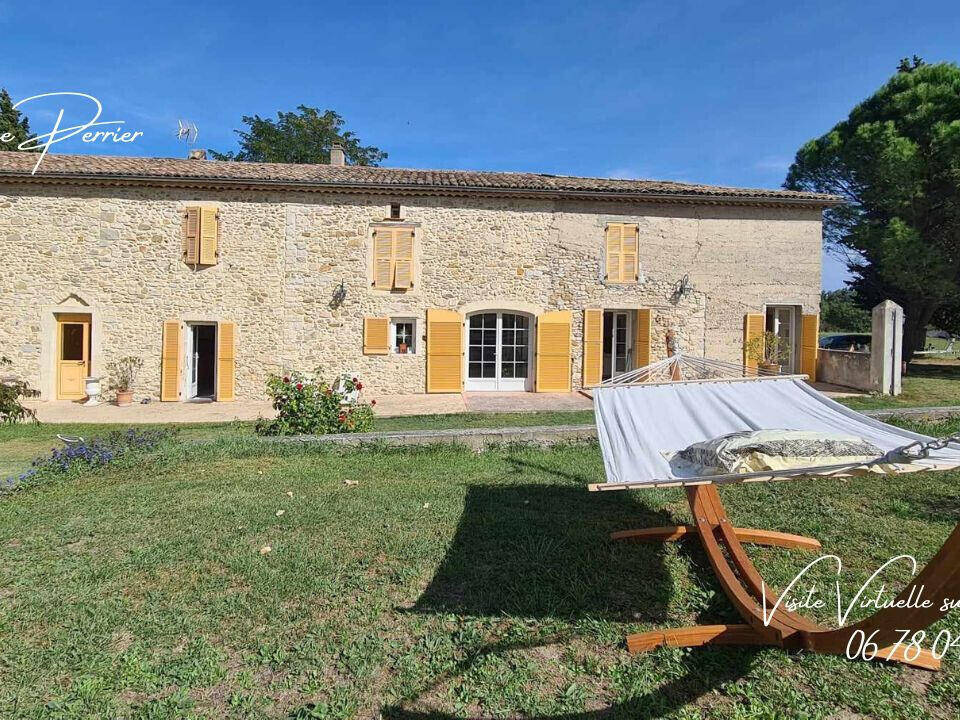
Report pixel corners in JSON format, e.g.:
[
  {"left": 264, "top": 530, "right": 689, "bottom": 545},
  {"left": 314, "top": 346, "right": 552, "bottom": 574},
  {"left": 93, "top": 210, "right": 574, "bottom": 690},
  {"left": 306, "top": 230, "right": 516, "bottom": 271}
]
[{"left": 255, "top": 370, "right": 375, "bottom": 436}]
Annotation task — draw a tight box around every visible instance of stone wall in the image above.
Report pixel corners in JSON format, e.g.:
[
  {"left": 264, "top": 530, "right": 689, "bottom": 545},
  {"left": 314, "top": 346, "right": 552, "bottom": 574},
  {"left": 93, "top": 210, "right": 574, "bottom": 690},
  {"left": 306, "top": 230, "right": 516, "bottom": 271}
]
[
  {"left": 0, "top": 183, "right": 823, "bottom": 400},
  {"left": 817, "top": 348, "right": 873, "bottom": 392}
]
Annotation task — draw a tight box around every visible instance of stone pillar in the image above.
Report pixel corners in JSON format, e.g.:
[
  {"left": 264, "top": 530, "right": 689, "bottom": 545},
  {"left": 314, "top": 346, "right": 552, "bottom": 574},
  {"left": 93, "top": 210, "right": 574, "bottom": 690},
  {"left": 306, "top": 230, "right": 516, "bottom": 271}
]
[{"left": 871, "top": 300, "right": 903, "bottom": 395}]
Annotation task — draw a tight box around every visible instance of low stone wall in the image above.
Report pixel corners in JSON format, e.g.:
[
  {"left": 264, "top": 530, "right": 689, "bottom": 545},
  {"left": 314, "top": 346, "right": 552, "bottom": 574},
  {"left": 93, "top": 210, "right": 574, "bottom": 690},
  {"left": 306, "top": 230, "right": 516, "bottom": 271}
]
[{"left": 817, "top": 349, "right": 873, "bottom": 392}]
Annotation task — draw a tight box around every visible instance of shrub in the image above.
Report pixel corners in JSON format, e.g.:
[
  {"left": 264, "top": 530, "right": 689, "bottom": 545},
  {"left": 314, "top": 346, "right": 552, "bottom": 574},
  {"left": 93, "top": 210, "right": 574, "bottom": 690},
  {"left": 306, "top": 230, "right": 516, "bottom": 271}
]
[
  {"left": 2, "top": 427, "right": 174, "bottom": 493},
  {"left": 0, "top": 356, "right": 39, "bottom": 425},
  {"left": 106, "top": 355, "right": 144, "bottom": 392},
  {"left": 255, "top": 371, "right": 375, "bottom": 436}
]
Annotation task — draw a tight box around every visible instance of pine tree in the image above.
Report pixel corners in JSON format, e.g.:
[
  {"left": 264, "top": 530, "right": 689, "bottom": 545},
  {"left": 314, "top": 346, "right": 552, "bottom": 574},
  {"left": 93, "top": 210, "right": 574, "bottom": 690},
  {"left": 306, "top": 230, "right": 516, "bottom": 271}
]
[{"left": 0, "top": 89, "right": 33, "bottom": 151}]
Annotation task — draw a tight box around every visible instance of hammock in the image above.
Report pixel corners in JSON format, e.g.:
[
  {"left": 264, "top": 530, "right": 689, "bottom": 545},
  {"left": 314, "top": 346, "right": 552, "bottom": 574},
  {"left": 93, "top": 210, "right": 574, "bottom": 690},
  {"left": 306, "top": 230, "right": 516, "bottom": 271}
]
[
  {"left": 592, "top": 354, "right": 960, "bottom": 490},
  {"left": 592, "top": 354, "right": 960, "bottom": 671}
]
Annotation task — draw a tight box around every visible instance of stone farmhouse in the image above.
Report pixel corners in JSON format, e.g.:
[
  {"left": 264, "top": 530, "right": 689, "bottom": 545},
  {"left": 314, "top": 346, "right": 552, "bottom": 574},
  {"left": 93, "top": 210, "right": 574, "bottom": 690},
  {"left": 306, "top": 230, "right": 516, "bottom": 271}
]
[{"left": 0, "top": 150, "right": 839, "bottom": 403}]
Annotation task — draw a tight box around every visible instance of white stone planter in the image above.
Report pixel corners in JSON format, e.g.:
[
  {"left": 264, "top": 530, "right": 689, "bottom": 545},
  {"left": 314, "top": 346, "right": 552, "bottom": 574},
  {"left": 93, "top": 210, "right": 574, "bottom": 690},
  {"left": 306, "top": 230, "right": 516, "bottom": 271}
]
[{"left": 83, "top": 376, "right": 102, "bottom": 406}]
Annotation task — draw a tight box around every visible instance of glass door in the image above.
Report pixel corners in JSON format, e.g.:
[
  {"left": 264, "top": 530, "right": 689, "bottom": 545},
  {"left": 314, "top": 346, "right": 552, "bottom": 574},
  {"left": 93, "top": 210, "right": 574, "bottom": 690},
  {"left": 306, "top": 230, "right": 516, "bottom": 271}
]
[
  {"left": 765, "top": 306, "right": 797, "bottom": 373},
  {"left": 466, "top": 312, "right": 532, "bottom": 391},
  {"left": 612, "top": 311, "right": 632, "bottom": 377}
]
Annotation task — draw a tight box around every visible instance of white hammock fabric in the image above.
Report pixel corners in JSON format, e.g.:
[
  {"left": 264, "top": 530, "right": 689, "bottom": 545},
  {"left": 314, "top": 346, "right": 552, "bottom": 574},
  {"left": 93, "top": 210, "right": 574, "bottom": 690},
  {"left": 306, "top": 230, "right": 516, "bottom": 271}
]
[{"left": 593, "top": 369, "right": 960, "bottom": 490}]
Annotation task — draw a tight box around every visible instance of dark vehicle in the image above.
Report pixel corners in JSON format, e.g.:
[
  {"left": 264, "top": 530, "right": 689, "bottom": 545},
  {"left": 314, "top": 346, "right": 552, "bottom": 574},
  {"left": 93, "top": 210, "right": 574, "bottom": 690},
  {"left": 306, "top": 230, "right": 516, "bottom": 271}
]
[{"left": 819, "top": 333, "right": 871, "bottom": 352}]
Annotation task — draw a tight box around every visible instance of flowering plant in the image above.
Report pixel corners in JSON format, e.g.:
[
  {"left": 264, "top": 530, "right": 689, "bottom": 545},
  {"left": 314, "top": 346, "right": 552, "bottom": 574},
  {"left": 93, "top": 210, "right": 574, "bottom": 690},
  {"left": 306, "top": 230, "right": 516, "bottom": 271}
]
[
  {"left": 106, "top": 355, "right": 143, "bottom": 392},
  {"left": 2, "top": 427, "right": 173, "bottom": 493},
  {"left": 255, "top": 370, "right": 375, "bottom": 436},
  {"left": 0, "top": 356, "right": 39, "bottom": 425}
]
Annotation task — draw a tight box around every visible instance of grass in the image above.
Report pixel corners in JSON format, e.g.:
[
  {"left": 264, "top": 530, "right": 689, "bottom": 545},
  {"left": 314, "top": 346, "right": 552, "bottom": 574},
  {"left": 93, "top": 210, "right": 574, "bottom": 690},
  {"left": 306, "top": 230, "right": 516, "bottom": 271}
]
[
  {"left": 1, "top": 420, "right": 960, "bottom": 718},
  {"left": 837, "top": 362, "right": 960, "bottom": 411}
]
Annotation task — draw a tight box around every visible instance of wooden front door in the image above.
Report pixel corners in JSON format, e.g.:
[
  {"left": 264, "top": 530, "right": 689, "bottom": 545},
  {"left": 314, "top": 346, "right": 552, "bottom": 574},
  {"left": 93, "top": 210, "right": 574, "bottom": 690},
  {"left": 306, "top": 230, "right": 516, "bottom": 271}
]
[{"left": 57, "top": 314, "right": 91, "bottom": 400}]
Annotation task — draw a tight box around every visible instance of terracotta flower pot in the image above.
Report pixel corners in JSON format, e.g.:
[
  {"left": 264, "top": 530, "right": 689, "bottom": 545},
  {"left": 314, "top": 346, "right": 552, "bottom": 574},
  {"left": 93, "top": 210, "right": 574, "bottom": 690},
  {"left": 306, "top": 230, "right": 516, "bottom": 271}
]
[
  {"left": 115, "top": 390, "right": 133, "bottom": 406},
  {"left": 759, "top": 362, "right": 781, "bottom": 374}
]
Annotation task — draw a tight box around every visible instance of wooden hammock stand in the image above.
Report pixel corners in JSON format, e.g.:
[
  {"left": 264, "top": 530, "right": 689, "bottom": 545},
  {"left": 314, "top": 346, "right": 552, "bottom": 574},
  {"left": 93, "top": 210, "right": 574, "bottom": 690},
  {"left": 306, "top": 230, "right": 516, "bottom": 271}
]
[{"left": 600, "top": 353, "right": 960, "bottom": 671}]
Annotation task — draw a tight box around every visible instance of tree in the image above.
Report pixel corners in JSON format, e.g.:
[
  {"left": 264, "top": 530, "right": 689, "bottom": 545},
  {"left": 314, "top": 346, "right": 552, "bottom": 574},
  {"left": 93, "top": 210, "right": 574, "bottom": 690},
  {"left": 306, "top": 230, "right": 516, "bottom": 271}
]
[
  {"left": 210, "top": 106, "right": 386, "bottom": 166},
  {"left": 0, "top": 88, "right": 34, "bottom": 151},
  {"left": 785, "top": 60, "right": 960, "bottom": 360},
  {"left": 820, "top": 289, "right": 872, "bottom": 333}
]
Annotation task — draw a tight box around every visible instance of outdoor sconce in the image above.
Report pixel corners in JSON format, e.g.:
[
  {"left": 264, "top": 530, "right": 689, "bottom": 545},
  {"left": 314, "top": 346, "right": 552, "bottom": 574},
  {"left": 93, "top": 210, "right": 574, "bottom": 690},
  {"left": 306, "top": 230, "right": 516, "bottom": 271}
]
[
  {"left": 330, "top": 279, "right": 347, "bottom": 308},
  {"left": 674, "top": 273, "right": 695, "bottom": 299}
]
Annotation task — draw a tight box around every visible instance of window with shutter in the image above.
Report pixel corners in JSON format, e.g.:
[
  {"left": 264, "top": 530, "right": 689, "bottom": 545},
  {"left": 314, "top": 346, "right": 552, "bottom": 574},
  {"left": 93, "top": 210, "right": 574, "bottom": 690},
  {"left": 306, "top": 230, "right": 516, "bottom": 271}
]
[
  {"left": 426, "top": 309, "right": 463, "bottom": 392},
  {"left": 372, "top": 227, "right": 415, "bottom": 290},
  {"left": 160, "top": 320, "right": 182, "bottom": 401},
  {"left": 582, "top": 309, "right": 603, "bottom": 387},
  {"left": 182, "top": 208, "right": 200, "bottom": 265},
  {"left": 604, "top": 223, "right": 639, "bottom": 284},
  {"left": 536, "top": 311, "right": 572, "bottom": 392},
  {"left": 217, "top": 321, "right": 236, "bottom": 401},
  {"left": 363, "top": 317, "right": 390, "bottom": 354},
  {"left": 199, "top": 207, "right": 219, "bottom": 265},
  {"left": 743, "top": 313, "right": 765, "bottom": 371},
  {"left": 635, "top": 308, "right": 652, "bottom": 368}
]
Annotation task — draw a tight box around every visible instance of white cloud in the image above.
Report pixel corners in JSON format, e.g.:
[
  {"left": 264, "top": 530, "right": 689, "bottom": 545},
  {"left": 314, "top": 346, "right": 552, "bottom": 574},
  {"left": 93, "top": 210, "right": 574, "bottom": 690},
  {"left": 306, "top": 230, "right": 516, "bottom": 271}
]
[{"left": 753, "top": 156, "right": 792, "bottom": 173}]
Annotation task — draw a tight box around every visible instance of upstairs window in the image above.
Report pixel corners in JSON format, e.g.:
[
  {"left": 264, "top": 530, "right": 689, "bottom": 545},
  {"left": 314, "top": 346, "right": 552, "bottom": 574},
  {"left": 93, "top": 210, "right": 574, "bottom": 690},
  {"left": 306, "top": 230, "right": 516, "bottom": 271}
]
[
  {"left": 372, "top": 226, "right": 415, "bottom": 290},
  {"left": 604, "top": 223, "right": 639, "bottom": 283},
  {"left": 183, "top": 207, "right": 219, "bottom": 266}
]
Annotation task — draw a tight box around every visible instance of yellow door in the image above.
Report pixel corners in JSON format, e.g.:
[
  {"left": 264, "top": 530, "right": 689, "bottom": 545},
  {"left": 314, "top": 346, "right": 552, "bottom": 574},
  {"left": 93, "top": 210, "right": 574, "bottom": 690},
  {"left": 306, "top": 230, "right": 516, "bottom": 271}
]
[{"left": 57, "top": 314, "right": 91, "bottom": 400}]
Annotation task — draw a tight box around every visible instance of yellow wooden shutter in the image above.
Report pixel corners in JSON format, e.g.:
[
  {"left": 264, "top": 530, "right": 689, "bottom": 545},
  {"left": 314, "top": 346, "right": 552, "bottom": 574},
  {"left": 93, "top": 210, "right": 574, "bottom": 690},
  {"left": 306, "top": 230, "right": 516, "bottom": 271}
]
[
  {"left": 801, "top": 313, "right": 820, "bottom": 382},
  {"left": 582, "top": 309, "right": 603, "bottom": 387},
  {"left": 635, "top": 308, "right": 652, "bottom": 369},
  {"left": 426, "top": 309, "right": 463, "bottom": 392},
  {"left": 160, "top": 320, "right": 181, "bottom": 401},
  {"left": 536, "top": 310, "right": 572, "bottom": 392},
  {"left": 183, "top": 208, "right": 200, "bottom": 264},
  {"left": 743, "top": 313, "right": 764, "bottom": 371},
  {"left": 394, "top": 230, "right": 414, "bottom": 289},
  {"left": 199, "top": 207, "right": 218, "bottom": 265},
  {"left": 604, "top": 224, "right": 622, "bottom": 282},
  {"left": 363, "top": 317, "right": 390, "bottom": 354},
  {"left": 622, "top": 224, "right": 639, "bottom": 282},
  {"left": 373, "top": 228, "right": 394, "bottom": 289},
  {"left": 217, "top": 321, "right": 236, "bottom": 402}
]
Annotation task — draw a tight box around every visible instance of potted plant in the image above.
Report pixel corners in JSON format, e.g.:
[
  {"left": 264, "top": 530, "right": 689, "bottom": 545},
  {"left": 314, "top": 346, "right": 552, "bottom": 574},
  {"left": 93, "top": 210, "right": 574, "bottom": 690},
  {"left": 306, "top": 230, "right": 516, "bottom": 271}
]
[
  {"left": 397, "top": 341, "right": 408, "bottom": 354},
  {"left": 746, "top": 331, "right": 791, "bottom": 374},
  {"left": 106, "top": 356, "right": 143, "bottom": 406}
]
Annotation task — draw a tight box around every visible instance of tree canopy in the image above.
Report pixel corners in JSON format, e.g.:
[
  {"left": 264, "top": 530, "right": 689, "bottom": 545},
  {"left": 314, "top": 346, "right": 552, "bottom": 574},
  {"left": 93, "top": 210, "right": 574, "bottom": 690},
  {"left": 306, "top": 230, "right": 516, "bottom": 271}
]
[
  {"left": 820, "top": 289, "right": 872, "bottom": 333},
  {"left": 0, "top": 89, "right": 34, "bottom": 151},
  {"left": 210, "top": 106, "right": 386, "bottom": 166},
  {"left": 785, "top": 59, "right": 960, "bottom": 358}
]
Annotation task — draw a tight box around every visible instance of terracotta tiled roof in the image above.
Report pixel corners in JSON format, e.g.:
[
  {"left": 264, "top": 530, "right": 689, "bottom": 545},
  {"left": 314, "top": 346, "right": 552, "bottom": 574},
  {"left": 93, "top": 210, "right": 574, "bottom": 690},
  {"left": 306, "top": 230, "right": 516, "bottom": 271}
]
[{"left": 0, "top": 153, "right": 842, "bottom": 205}]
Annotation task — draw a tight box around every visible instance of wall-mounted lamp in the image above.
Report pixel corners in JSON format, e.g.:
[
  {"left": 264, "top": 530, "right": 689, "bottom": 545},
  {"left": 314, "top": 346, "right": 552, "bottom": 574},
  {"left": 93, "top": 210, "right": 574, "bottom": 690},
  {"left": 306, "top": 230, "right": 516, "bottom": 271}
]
[
  {"left": 330, "top": 279, "right": 347, "bottom": 309},
  {"left": 675, "top": 273, "right": 694, "bottom": 298}
]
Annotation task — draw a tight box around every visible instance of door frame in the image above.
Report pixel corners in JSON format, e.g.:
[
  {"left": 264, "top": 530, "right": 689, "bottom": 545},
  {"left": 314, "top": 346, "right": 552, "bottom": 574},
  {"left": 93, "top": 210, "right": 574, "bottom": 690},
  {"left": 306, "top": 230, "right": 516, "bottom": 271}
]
[
  {"left": 55, "top": 313, "right": 91, "bottom": 400},
  {"left": 764, "top": 304, "right": 800, "bottom": 374},
  {"left": 601, "top": 309, "right": 636, "bottom": 381},
  {"left": 182, "top": 320, "right": 219, "bottom": 400},
  {"left": 464, "top": 310, "right": 534, "bottom": 392}
]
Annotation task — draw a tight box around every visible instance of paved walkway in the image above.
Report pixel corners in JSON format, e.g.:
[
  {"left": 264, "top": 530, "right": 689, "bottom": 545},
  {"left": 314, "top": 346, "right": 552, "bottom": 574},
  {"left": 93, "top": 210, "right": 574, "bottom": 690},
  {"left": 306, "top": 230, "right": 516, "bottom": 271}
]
[
  {"left": 24, "top": 391, "right": 593, "bottom": 424},
  {"left": 23, "top": 384, "right": 859, "bottom": 425}
]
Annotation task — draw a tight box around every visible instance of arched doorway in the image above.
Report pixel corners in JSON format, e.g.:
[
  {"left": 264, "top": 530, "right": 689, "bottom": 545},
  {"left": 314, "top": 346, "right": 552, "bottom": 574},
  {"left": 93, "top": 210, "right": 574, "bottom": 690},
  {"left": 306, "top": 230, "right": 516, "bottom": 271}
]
[{"left": 465, "top": 311, "right": 533, "bottom": 391}]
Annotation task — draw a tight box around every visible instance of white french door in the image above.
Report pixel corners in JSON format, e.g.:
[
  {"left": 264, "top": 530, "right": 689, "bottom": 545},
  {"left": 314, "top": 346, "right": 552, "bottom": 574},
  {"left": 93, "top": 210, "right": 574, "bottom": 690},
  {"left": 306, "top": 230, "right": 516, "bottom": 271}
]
[
  {"left": 765, "top": 305, "right": 797, "bottom": 373},
  {"left": 465, "top": 312, "right": 532, "bottom": 391},
  {"left": 612, "top": 311, "right": 632, "bottom": 376},
  {"left": 187, "top": 325, "right": 199, "bottom": 398}
]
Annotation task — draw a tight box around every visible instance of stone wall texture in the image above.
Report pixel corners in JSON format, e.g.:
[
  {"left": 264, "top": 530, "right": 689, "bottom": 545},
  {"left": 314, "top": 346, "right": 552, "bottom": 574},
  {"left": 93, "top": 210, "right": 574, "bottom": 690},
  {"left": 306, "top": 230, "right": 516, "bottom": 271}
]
[{"left": 0, "top": 183, "right": 823, "bottom": 400}]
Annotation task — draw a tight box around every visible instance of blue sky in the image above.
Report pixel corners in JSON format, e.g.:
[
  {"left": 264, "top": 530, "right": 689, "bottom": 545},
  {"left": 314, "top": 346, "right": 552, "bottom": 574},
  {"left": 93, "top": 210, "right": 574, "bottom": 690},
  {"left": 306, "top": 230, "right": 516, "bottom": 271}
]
[{"left": 4, "top": 0, "right": 959, "bottom": 289}]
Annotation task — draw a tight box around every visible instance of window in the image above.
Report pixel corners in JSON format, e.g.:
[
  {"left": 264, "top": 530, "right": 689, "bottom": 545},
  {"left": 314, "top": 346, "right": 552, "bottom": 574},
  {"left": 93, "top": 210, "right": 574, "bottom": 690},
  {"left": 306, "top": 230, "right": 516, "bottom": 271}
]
[
  {"left": 604, "top": 223, "right": 639, "bottom": 283},
  {"left": 390, "top": 203, "right": 402, "bottom": 220},
  {"left": 182, "top": 206, "right": 219, "bottom": 266},
  {"left": 372, "top": 226, "right": 415, "bottom": 290},
  {"left": 390, "top": 318, "right": 416, "bottom": 354}
]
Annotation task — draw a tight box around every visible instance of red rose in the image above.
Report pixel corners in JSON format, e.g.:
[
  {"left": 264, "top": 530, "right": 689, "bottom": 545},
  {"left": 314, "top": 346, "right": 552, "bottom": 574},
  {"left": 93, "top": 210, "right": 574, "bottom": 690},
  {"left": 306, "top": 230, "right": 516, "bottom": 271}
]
[
  {"left": 296, "top": 383, "right": 303, "bottom": 390},
  {"left": 355, "top": 382, "right": 363, "bottom": 390},
  {"left": 371, "top": 399, "right": 377, "bottom": 406},
  {"left": 283, "top": 376, "right": 290, "bottom": 383},
  {"left": 352, "top": 377, "right": 358, "bottom": 383}
]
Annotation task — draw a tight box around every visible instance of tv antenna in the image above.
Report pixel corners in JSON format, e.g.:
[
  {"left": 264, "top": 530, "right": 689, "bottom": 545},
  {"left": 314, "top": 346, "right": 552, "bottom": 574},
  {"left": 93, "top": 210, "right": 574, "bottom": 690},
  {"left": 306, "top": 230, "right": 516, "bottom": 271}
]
[{"left": 175, "top": 119, "right": 199, "bottom": 144}]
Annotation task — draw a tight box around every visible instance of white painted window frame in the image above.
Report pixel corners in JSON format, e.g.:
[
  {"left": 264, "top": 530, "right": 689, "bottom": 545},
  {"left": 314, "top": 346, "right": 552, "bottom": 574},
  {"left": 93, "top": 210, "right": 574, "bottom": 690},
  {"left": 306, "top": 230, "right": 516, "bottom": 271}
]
[{"left": 390, "top": 317, "right": 417, "bottom": 355}]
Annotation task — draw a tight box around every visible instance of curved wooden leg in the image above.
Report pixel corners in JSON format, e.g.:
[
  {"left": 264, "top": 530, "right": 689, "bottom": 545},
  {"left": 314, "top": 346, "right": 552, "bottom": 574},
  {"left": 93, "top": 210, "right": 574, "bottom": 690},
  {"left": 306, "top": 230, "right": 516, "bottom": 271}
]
[
  {"left": 627, "top": 624, "right": 771, "bottom": 654},
  {"left": 618, "top": 484, "right": 959, "bottom": 671},
  {"left": 611, "top": 524, "right": 821, "bottom": 550}
]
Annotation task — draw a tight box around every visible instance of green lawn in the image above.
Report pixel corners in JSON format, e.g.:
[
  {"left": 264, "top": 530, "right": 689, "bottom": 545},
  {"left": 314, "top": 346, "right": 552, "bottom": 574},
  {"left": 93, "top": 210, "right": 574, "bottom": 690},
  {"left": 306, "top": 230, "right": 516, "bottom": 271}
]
[
  {"left": 2, "top": 421, "right": 959, "bottom": 718},
  {"left": 837, "top": 362, "right": 960, "bottom": 411}
]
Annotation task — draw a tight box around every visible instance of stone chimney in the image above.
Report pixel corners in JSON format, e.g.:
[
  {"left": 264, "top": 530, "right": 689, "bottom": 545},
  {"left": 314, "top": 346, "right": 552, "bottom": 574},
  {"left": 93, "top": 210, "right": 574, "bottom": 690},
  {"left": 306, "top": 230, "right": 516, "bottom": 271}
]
[
  {"left": 329, "top": 142, "right": 345, "bottom": 166},
  {"left": 187, "top": 148, "right": 207, "bottom": 160}
]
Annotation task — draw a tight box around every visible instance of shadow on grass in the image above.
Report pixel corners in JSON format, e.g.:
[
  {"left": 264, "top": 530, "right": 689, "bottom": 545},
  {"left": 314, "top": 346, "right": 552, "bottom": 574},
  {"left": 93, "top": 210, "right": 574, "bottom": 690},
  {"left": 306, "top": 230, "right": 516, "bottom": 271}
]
[
  {"left": 381, "top": 472, "right": 760, "bottom": 717},
  {"left": 410, "top": 479, "right": 675, "bottom": 622},
  {"left": 907, "top": 361, "right": 960, "bottom": 380}
]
